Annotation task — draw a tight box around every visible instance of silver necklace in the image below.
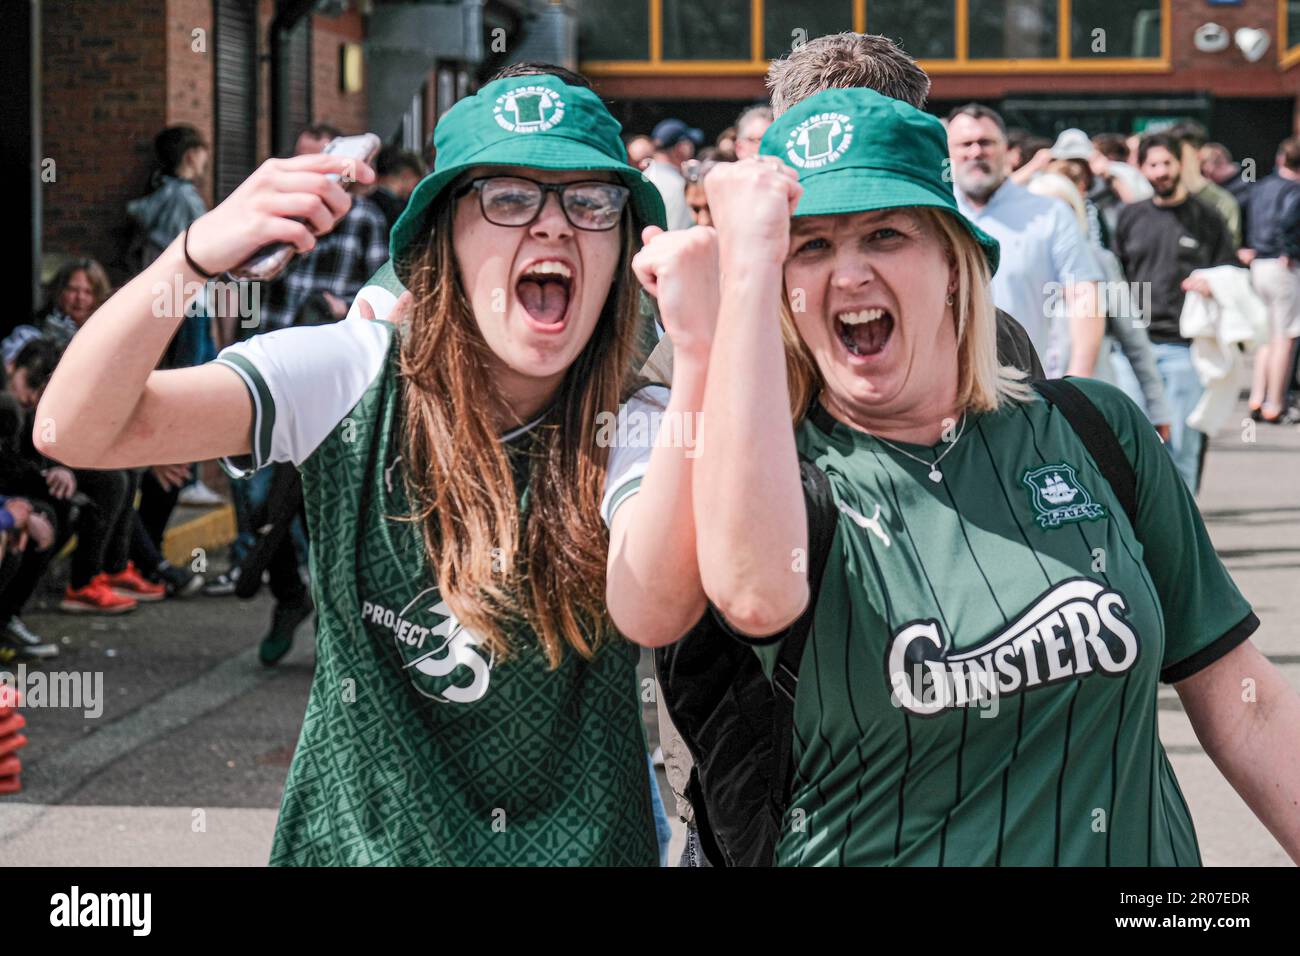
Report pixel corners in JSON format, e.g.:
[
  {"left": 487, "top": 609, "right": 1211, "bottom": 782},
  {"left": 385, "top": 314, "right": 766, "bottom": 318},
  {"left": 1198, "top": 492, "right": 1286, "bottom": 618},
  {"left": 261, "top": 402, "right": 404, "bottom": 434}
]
[{"left": 870, "top": 413, "right": 967, "bottom": 483}]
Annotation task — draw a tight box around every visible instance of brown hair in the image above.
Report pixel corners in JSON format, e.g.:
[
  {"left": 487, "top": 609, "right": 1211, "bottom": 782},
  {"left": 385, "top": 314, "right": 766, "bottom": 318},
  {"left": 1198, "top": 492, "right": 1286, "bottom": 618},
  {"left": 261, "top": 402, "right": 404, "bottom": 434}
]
[
  {"left": 780, "top": 208, "right": 1029, "bottom": 422},
  {"left": 45, "top": 258, "right": 112, "bottom": 317},
  {"left": 396, "top": 197, "right": 641, "bottom": 668},
  {"left": 1091, "top": 133, "right": 1129, "bottom": 163},
  {"left": 491, "top": 61, "right": 592, "bottom": 89},
  {"left": 766, "top": 32, "right": 930, "bottom": 116}
]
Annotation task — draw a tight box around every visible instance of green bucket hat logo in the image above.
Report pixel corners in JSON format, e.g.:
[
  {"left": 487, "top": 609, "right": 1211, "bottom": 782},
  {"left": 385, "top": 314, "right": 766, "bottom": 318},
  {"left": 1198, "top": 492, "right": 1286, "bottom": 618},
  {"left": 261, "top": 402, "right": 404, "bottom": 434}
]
[
  {"left": 786, "top": 112, "right": 854, "bottom": 169},
  {"left": 388, "top": 74, "right": 666, "bottom": 279},
  {"left": 761, "top": 87, "right": 1000, "bottom": 274},
  {"left": 494, "top": 85, "right": 566, "bottom": 134}
]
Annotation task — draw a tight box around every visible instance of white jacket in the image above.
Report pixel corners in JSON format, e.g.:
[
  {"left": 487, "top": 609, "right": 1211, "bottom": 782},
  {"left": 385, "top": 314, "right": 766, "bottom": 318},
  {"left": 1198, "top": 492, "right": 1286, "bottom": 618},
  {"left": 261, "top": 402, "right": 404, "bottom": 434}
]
[{"left": 1179, "top": 265, "right": 1268, "bottom": 434}]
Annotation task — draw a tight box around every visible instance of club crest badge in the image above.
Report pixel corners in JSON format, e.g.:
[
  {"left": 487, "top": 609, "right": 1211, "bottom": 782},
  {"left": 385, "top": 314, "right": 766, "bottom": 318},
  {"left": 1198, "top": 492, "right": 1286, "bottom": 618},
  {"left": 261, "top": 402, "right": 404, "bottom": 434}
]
[
  {"left": 494, "top": 85, "right": 565, "bottom": 133},
  {"left": 1022, "top": 462, "right": 1106, "bottom": 529},
  {"left": 785, "top": 112, "right": 854, "bottom": 169},
  {"left": 361, "top": 588, "right": 494, "bottom": 704}
]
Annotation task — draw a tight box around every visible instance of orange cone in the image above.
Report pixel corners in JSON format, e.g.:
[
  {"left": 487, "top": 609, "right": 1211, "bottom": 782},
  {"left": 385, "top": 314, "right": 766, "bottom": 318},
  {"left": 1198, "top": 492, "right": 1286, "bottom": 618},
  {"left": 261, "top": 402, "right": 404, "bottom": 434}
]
[{"left": 0, "top": 687, "right": 24, "bottom": 793}]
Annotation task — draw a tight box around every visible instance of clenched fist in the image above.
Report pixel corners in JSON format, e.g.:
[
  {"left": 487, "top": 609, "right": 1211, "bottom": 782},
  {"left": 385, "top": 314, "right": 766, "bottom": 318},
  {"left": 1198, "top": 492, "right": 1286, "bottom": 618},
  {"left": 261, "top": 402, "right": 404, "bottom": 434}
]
[
  {"left": 703, "top": 157, "right": 803, "bottom": 266},
  {"left": 632, "top": 226, "right": 719, "bottom": 358}
]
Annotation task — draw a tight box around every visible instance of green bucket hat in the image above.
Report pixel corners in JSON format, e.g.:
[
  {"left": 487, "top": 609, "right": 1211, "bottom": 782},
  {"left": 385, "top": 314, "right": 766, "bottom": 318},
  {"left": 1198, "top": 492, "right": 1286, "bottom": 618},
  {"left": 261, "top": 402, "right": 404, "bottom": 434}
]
[
  {"left": 388, "top": 74, "right": 666, "bottom": 277},
  {"left": 760, "top": 87, "right": 1000, "bottom": 274}
]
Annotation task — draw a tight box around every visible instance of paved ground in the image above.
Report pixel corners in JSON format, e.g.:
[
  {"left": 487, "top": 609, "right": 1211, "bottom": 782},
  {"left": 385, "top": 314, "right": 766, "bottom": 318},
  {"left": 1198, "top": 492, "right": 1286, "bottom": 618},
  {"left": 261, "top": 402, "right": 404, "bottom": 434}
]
[{"left": 1, "top": 389, "right": 1296, "bottom": 866}]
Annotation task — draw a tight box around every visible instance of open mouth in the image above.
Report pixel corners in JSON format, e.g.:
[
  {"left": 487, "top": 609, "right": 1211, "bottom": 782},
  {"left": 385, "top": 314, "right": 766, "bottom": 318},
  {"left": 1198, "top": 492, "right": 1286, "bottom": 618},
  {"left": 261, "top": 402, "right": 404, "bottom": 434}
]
[
  {"left": 516, "top": 260, "right": 574, "bottom": 327},
  {"left": 835, "top": 307, "right": 894, "bottom": 358}
]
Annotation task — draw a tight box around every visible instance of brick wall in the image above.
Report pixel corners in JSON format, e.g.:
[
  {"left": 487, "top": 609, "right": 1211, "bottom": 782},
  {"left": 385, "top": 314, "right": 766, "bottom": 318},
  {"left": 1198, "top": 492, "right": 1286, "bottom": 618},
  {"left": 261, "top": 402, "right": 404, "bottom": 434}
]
[
  {"left": 42, "top": 0, "right": 167, "bottom": 282},
  {"left": 311, "top": 8, "right": 368, "bottom": 135},
  {"left": 39, "top": 2, "right": 374, "bottom": 283},
  {"left": 166, "top": 0, "right": 214, "bottom": 207},
  {"left": 924, "top": 0, "right": 1300, "bottom": 101},
  {"left": 593, "top": 0, "right": 1300, "bottom": 104}
]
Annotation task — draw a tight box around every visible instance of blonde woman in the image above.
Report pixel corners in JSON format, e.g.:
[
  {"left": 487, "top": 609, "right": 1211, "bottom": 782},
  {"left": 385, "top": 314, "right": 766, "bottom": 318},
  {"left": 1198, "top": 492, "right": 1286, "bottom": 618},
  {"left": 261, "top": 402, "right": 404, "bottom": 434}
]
[{"left": 671, "top": 87, "right": 1300, "bottom": 865}]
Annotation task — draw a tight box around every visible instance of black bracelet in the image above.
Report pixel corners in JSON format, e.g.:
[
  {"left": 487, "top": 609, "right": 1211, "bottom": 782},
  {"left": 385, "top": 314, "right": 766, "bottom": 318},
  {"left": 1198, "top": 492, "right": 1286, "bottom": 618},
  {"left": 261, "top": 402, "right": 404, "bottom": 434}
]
[{"left": 183, "top": 225, "right": 220, "bottom": 280}]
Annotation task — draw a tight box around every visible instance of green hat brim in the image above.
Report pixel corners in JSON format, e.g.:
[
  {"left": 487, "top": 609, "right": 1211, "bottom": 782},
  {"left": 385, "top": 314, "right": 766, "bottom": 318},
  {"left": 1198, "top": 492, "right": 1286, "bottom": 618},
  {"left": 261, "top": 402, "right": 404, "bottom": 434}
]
[
  {"left": 793, "top": 167, "right": 1001, "bottom": 276},
  {"left": 389, "top": 137, "right": 666, "bottom": 279}
]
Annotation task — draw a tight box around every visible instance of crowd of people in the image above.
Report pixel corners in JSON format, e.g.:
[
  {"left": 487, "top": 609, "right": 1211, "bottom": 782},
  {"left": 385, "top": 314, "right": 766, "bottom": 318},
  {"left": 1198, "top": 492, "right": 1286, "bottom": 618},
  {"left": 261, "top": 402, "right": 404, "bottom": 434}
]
[
  {"left": 7, "top": 31, "right": 1300, "bottom": 868},
  {"left": 0, "top": 121, "right": 426, "bottom": 667}
]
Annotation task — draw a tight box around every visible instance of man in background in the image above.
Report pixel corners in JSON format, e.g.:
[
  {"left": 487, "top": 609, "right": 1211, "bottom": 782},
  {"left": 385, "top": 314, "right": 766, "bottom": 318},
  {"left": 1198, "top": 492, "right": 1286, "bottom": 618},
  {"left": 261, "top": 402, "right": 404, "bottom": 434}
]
[
  {"left": 948, "top": 103, "right": 1105, "bottom": 377},
  {"left": 369, "top": 145, "right": 425, "bottom": 235},
  {"left": 625, "top": 133, "right": 655, "bottom": 170},
  {"left": 1170, "top": 121, "right": 1241, "bottom": 247},
  {"left": 1201, "top": 141, "right": 1255, "bottom": 208},
  {"left": 254, "top": 124, "right": 390, "bottom": 332},
  {"left": 1113, "top": 133, "right": 1239, "bottom": 491},
  {"left": 293, "top": 123, "right": 341, "bottom": 157},
  {"left": 644, "top": 118, "right": 703, "bottom": 231},
  {"left": 732, "top": 105, "right": 773, "bottom": 161}
]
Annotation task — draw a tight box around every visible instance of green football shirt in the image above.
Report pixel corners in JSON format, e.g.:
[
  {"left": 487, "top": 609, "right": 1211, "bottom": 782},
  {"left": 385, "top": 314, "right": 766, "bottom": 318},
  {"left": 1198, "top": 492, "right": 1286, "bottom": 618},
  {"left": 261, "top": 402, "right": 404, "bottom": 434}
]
[
  {"left": 214, "top": 278, "right": 663, "bottom": 866},
  {"left": 744, "top": 379, "right": 1256, "bottom": 867}
]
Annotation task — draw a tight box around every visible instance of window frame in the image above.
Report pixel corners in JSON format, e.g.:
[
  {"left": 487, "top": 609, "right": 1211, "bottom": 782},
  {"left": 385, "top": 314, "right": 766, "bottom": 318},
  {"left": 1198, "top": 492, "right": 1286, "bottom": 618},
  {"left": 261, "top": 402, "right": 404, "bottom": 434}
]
[
  {"left": 577, "top": 0, "right": 1172, "bottom": 76},
  {"left": 1280, "top": 1, "right": 1300, "bottom": 70}
]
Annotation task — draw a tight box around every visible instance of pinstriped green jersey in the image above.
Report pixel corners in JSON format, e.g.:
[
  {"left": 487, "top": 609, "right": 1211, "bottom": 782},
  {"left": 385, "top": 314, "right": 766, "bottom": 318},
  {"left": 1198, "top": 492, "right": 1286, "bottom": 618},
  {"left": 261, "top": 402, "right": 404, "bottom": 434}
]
[
  {"left": 212, "top": 268, "right": 663, "bottom": 865},
  {"left": 749, "top": 379, "right": 1255, "bottom": 866}
]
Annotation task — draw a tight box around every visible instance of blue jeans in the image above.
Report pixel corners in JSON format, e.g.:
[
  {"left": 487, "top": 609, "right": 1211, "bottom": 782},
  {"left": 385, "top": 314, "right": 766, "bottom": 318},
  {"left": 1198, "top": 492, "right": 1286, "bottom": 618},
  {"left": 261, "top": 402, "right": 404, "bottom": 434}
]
[
  {"left": 228, "top": 468, "right": 273, "bottom": 565},
  {"left": 648, "top": 752, "right": 671, "bottom": 867},
  {"left": 1145, "top": 342, "right": 1203, "bottom": 493}
]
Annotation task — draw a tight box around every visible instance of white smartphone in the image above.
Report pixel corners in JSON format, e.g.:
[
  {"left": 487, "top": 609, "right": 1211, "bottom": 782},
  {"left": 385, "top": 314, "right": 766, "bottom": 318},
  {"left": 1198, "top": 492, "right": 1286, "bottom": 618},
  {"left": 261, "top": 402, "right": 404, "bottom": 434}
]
[{"left": 227, "top": 133, "right": 383, "bottom": 283}]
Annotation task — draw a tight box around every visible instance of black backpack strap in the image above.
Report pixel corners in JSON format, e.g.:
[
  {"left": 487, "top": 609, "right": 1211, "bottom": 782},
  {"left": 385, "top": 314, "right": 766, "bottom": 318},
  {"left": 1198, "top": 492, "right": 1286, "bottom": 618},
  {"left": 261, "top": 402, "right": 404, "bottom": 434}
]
[
  {"left": 768, "top": 460, "right": 839, "bottom": 817},
  {"left": 1031, "top": 378, "right": 1138, "bottom": 528}
]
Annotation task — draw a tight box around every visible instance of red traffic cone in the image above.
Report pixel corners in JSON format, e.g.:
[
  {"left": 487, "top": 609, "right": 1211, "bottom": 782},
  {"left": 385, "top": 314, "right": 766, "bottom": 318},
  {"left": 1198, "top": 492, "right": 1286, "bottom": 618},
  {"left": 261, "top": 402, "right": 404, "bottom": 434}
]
[{"left": 0, "top": 687, "right": 24, "bottom": 793}]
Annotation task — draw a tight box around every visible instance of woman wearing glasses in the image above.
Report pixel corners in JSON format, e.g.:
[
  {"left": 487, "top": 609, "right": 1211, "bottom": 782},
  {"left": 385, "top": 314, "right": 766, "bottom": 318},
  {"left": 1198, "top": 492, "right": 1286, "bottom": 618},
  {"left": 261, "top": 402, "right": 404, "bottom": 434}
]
[{"left": 36, "top": 72, "right": 713, "bottom": 865}]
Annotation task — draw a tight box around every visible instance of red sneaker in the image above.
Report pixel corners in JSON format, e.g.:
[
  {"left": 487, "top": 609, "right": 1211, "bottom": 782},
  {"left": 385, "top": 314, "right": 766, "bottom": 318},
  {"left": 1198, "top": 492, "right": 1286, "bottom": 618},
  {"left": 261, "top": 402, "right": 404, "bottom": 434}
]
[
  {"left": 103, "top": 562, "right": 166, "bottom": 602},
  {"left": 60, "top": 577, "right": 138, "bottom": 614}
]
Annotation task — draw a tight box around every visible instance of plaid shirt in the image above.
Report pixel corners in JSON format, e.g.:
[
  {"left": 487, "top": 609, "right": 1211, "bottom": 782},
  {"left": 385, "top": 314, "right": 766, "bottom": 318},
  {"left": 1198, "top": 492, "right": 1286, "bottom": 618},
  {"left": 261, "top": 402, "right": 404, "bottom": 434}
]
[{"left": 256, "top": 194, "right": 390, "bottom": 331}]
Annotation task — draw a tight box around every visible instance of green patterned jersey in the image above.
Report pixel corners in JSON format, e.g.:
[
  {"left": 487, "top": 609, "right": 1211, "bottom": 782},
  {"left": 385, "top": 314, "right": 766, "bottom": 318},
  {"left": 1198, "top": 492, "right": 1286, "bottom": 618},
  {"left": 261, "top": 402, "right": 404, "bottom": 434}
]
[
  {"left": 746, "top": 379, "right": 1256, "bottom": 866},
  {"left": 215, "top": 292, "right": 661, "bottom": 865}
]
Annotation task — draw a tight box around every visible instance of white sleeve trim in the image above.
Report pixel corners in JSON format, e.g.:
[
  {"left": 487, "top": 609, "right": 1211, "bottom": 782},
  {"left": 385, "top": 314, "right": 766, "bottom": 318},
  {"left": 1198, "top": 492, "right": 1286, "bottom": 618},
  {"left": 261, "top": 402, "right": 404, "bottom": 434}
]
[
  {"left": 600, "top": 385, "right": 670, "bottom": 527},
  {"left": 214, "top": 313, "right": 392, "bottom": 472}
]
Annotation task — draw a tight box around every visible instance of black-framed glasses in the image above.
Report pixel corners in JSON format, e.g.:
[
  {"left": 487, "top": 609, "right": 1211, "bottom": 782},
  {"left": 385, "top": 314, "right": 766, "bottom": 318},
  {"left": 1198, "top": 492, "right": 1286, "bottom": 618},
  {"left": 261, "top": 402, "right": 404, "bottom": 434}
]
[{"left": 455, "top": 176, "right": 631, "bottom": 231}]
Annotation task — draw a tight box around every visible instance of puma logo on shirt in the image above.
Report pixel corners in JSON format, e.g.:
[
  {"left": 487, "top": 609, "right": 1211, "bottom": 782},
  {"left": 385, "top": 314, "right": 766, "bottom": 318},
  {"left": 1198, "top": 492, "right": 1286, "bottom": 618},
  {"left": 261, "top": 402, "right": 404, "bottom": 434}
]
[{"left": 838, "top": 500, "right": 892, "bottom": 548}]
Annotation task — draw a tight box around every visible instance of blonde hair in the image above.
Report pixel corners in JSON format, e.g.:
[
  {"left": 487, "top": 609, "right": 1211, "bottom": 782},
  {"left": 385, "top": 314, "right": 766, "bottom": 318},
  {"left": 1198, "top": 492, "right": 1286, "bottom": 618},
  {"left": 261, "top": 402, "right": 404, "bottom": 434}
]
[
  {"left": 1029, "top": 169, "right": 1088, "bottom": 235},
  {"left": 781, "top": 207, "right": 1031, "bottom": 422}
]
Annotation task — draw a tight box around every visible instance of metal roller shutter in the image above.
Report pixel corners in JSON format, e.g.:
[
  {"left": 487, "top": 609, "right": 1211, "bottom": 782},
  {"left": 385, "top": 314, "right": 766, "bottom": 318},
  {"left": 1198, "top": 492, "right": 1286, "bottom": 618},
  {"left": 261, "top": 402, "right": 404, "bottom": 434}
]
[{"left": 213, "top": 0, "right": 257, "bottom": 202}]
